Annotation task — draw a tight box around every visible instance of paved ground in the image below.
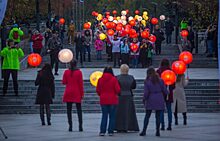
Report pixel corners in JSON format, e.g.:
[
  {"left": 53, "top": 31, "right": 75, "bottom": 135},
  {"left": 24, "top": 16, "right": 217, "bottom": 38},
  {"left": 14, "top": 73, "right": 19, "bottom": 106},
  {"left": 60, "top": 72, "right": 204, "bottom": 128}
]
[
  {"left": 11, "top": 68, "right": 220, "bottom": 80},
  {"left": 0, "top": 113, "right": 220, "bottom": 141}
]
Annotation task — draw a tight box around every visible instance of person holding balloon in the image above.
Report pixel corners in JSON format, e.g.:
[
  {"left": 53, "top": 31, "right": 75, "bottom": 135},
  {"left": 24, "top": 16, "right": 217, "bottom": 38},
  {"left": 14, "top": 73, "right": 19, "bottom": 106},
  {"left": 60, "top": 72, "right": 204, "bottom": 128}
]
[
  {"left": 172, "top": 74, "right": 189, "bottom": 125},
  {"left": 157, "top": 58, "right": 175, "bottom": 131},
  {"left": 0, "top": 39, "right": 24, "bottom": 96},
  {"left": 130, "top": 38, "right": 140, "bottom": 68},
  {"left": 111, "top": 35, "right": 121, "bottom": 67},
  {"left": 139, "top": 67, "right": 169, "bottom": 137},
  {"left": 62, "top": 60, "right": 84, "bottom": 132},
  {"left": 96, "top": 67, "right": 121, "bottom": 136},
  {"left": 153, "top": 25, "right": 165, "bottom": 55},
  {"left": 94, "top": 36, "right": 104, "bottom": 60},
  {"left": 35, "top": 64, "right": 55, "bottom": 126}
]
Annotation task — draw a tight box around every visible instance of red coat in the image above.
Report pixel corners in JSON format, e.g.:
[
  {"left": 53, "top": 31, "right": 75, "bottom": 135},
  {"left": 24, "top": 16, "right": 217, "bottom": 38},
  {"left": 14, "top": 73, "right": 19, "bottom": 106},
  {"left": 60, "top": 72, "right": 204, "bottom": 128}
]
[
  {"left": 32, "top": 34, "right": 44, "bottom": 49},
  {"left": 62, "top": 69, "right": 84, "bottom": 103},
  {"left": 96, "top": 73, "right": 121, "bottom": 105}
]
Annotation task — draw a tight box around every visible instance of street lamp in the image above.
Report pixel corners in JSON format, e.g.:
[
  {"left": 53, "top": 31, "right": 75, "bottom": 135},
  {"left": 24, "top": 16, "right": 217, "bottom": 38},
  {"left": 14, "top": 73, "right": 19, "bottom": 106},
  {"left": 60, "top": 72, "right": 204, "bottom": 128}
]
[{"left": 151, "top": 2, "right": 158, "bottom": 17}]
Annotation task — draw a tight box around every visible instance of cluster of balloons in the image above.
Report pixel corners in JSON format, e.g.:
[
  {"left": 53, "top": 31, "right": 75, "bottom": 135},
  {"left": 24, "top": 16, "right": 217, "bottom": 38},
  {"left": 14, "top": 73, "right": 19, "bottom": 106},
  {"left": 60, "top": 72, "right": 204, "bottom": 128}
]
[{"left": 161, "top": 51, "right": 193, "bottom": 85}]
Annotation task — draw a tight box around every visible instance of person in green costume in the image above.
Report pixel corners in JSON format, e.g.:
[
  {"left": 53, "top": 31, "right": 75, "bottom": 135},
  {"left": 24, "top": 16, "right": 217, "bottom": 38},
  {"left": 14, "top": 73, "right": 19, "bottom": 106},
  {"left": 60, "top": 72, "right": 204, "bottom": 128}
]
[
  {"left": 8, "top": 24, "right": 24, "bottom": 44},
  {"left": 0, "top": 39, "right": 24, "bottom": 96}
]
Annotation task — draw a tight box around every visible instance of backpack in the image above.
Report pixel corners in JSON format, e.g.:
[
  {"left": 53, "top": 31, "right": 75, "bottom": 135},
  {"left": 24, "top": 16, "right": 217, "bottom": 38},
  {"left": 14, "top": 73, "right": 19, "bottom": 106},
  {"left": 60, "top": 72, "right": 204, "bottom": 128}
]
[{"left": 13, "top": 31, "right": 19, "bottom": 39}]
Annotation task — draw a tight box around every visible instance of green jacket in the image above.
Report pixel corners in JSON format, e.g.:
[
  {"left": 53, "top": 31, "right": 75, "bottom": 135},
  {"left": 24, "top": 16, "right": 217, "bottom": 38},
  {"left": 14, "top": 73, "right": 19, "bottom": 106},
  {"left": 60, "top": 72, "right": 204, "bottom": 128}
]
[
  {"left": 9, "top": 27, "right": 24, "bottom": 43},
  {"left": 180, "top": 21, "right": 188, "bottom": 30},
  {"left": 0, "top": 46, "right": 24, "bottom": 70}
]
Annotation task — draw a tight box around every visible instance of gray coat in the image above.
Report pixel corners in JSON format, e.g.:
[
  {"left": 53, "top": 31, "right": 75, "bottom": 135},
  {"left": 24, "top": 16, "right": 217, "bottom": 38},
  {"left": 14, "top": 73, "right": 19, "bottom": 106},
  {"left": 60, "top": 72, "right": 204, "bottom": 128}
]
[{"left": 115, "top": 74, "right": 139, "bottom": 131}]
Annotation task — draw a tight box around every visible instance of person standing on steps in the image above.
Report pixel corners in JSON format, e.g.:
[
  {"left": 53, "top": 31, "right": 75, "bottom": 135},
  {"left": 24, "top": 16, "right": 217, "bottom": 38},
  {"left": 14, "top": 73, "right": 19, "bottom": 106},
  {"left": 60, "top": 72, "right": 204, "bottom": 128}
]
[
  {"left": 94, "top": 36, "right": 104, "bottom": 60},
  {"left": 115, "top": 64, "right": 139, "bottom": 133},
  {"left": 120, "top": 38, "right": 130, "bottom": 66},
  {"left": 165, "top": 17, "right": 174, "bottom": 44},
  {"left": 173, "top": 74, "right": 189, "bottom": 125},
  {"left": 157, "top": 58, "right": 175, "bottom": 131},
  {"left": 0, "top": 39, "right": 24, "bottom": 96},
  {"left": 62, "top": 60, "right": 84, "bottom": 132},
  {"left": 96, "top": 67, "right": 121, "bottom": 136},
  {"left": 74, "top": 32, "right": 85, "bottom": 66},
  {"left": 32, "top": 30, "right": 44, "bottom": 54},
  {"left": 153, "top": 25, "right": 165, "bottom": 55},
  {"left": 47, "top": 31, "right": 63, "bottom": 75},
  {"left": 67, "top": 21, "right": 75, "bottom": 45},
  {"left": 35, "top": 64, "right": 55, "bottom": 126},
  {"left": 139, "top": 67, "right": 168, "bottom": 137},
  {"left": 111, "top": 35, "right": 121, "bottom": 68},
  {"left": 83, "top": 30, "right": 92, "bottom": 62}
]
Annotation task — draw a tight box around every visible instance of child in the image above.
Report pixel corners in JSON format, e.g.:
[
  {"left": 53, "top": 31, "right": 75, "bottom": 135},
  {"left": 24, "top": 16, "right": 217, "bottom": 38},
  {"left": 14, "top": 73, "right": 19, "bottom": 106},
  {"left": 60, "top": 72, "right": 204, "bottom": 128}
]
[{"left": 95, "top": 36, "right": 104, "bottom": 60}]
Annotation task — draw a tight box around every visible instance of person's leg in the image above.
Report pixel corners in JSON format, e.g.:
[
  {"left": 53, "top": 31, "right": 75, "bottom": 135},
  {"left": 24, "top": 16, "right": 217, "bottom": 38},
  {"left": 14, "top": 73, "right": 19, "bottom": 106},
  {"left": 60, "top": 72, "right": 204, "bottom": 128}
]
[
  {"left": 166, "top": 34, "right": 169, "bottom": 44},
  {"left": 88, "top": 46, "right": 91, "bottom": 62},
  {"left": 3, "top": 70, "right": 10, "bottom": 95},
  {"left": 140, "top": 110, "right": 152, "bottom": 136},
  {"left": 160, "top": 110, "right": 165, "bottom": 130},
  {"left": 108, "top": 105, "right": 117, "bottom": 135},
  {"left": 45, "top": 104, "right": 51, "bottom": 125},
  {"left": 117, "top": 53, "right": 120, "bottom": 67},
  {"left": 113, "top": 53, "right": 116, "bottom": 67},
  {"left": 50, "top": 55, "right": 55, "bottom": 69},
  {"left": 76, "top": 103, "right": 83, "bottom": 131},
  {"left": 166, "top": 102, "right": 172, "bottom": 130},
  {"left": 158, "top": 44, "right": 162, "bottom": 55},
  {"left": 174, "top": 100, "right": 178, "bottom": 125},
  {"left": 183, "top": 112, "right": 187, "bottom": 125},
  {"left": 155, "top": 110, "right": 161, "bottom": 136},
  {"left": 40, "top": 104, "right": 45, "bottom": 125},
  {"left": 80, "top": 49, "right": 83, "bottom": 65},
  {"left": 67, "top": 102, "right": 73, "bottom": 131},
  {"left": 83, "top": 46, "right": 86, "bottom": 61},
  {"left": 11, "top": 70, "right": 18, "bottom": 96},
  {"left": 168, "top": 34, "right": 172, "bottom": 44},
  {"left": 100, "top": 105, "right": 108, "bottom": 135},
  {"left": 54, "top": 60, "right": 59, "bottom": 75}
]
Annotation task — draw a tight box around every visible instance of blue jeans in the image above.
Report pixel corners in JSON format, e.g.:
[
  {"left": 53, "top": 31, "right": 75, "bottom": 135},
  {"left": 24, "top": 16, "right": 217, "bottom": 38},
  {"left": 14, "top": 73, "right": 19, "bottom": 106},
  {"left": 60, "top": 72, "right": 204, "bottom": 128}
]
[
  {"left": 100, "top": 105, "right": 117, "bottom": 134},
  {"left": 160, "top": 102, "right": 172, "bottom": 127},
  {"left": 207, "top": 40, "right": 213, "bottom": 55},
  {"left": 166, "top": 34, "right": 172, "bottom": 44},
  {"left": 96, "top": 50, "right": 102, "bottom": 60},
  {"left": 131, "top": 56, "right": 138, "bottom": 68}
]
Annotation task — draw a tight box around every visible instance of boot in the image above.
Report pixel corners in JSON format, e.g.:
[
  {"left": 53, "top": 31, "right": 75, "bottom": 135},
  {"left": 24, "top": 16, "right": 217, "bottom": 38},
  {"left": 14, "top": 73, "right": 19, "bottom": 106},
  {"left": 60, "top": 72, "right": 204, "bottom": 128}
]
[
  {"left": 160, "top": 124, "right": 165, "bottom": 131},
  {"left": 139, "top": 131, "right": 146, "bottom": 136},
  {"left": 79, "top": 125, "right": 83, "bottom": 132},
  {"left": 40, "top": 105, "right": 45, "bottom": 126},
  {"left": 183, "top": 113, "right": 187, "bottom": 125},
  {"left": 156, "top": 130, "right": 160, "bottom": 136},
  {"left": 167, "top": 123, "right": 172, "bottom": 131},
  {"left": 174, "top": 113, "right": 178, "bottom": 125}
]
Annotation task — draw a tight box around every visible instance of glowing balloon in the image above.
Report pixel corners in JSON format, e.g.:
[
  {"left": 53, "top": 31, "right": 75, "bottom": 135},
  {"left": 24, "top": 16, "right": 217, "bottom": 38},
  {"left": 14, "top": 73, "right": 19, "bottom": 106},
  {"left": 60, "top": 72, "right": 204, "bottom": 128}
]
[
  {"left": 141, "top": 31, "right": 150, "bottom": 39},
  {"left": 143, "top": 11, "right": 148, "bottom": 15},
  {"left": 121, "top": 16, "right": 126, "bottom": 20},
  {"left": 59, "top": 18, "right": 65, "bottom": 25},
  {"left": 58, "top": 49, "right": 73, "bottom": 63},
  {"left": 99, "top": 33, "right": 107, "bottom": 40},
  {"left": 135, "top": 10, "right": 140, "bottom": 15},
  {"left": 102, "top": 18, "right": 108, "bottom": 24},
  {"left": 179, "top": 51, "right": 193, "bottom": 64},
  {"left": 108, "top": 16, "right": 114, "bottom": 22},
  {"left": 181, "top": 30, "right": 189, "bottom": 37},
  {"left": 128, "top": 16, "right": 134, "bottom": 21},
  {"left": 141, "top": 20, "right": 146, "bottom": 26},
  {"left": 161, "top": 70, "right": 176, "bottom": 85},
  {"left": 149, "top": 35, "right": 157, "bottom": 42},
  {"left": 121, "top": 10, "right": 127, "bottom": 16},
  {"left": 130, "top": 43, "right": 139, "bottom": 52},
  {"left": 90, "top": 71, "right": 103, "bottom": 87},
  {"left": 151, "top": 18, "right": 158, "bottom": 25},
  {"left": 83, "top": 23, "right": 90, "bottom": 29},
  {"left": 112, "top": 10, "right": 117, "bottom": 15},
  {"left": 28, "top": 53, "right": 42, "bottom": 67},
  {"left": 160, "top": 15, "right": 166, "bottom": 21},
  {"left": 107, "top": 29, "right": 115, "bottom": 36},
  {"left": 137, "top": 16, "right": 143, "bottom": 22},
  {"left": 172, "top": 61, "right": 187, "bottom": 75},
  {"left": 129, "top": 20, "right": 136, "bottom": 26}
]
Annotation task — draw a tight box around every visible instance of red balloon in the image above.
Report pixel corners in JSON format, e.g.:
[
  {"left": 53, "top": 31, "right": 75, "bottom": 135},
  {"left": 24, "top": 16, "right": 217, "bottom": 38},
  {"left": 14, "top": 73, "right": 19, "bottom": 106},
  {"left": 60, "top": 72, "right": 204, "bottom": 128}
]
[
  {"left": 111, "top": 22, "right": 116, "bottom": 28},
  {"left": 181, "top": 30, "right": 189, "bottom": 37},
  {"left": 124, "top": 28, "right": 130, "bottom": 34},
  {"left": 135, "top": 10, "right": 139, "bottom": 15},
  {"left": 130, "top": 33, "right": 138, "bottom": 38},
  {"left": 126, "top": 9, "right": 129, "bottom": 14},
  {"left": 161, "top": 70, "right": 176, "bottom": 85},
  {"left": 106, "top": 15, "right": 110, "bottom": 19},
  {"left": 102, "top": 18, "right": 108, "bottom": 24},
  {"left": 172, "top": 61, "right": 187, "bottom": 75},
  {"left": 105, "top": 22, "right": 112, "bottom": 29},
  {"left": 28, "top": 53, "right": 42, "bottom": 67},
  {"left": 129, "top": 29, "right": 136, "bottom": 35},
  {"left": 94, "top": 12, "right": 99, "bottom": 17},
  {"left": 149, "top": 35, "right": 156, "bottom": 42},
  {"left": 125, "top": 24, "right": 131, "bottom": 29},
  {"left": 59, "top": 18, "right": 65, "bottom": 25},
  {"left": 107, "top": 29, "right": 115, "bottom": 36},
  {"left": 83, "top": 23, "right": 90, "bottom": 29},
  {"left": 129, "top": 20, "right": 136, "bottom": 26},
  {"left": 92, "top": 11, "right": 96, "bottom": 16},
  {"left": 130, "top": 43, "right": 139, "bottom": 52},
  {"left": 120, "top": 30, "right": 127, "bottom": 37},
  {"left": 117, "top": 23, "right": 123, "bottom": 27},
  {"left": 116, "top": 25, "right": 122, "bottom": 31},
  {"left": 112, "top": 10, "right": 117, "bottom": 15},
  {"left": 141, "top": 31, "right": 150, "bottom": 39},
  {"left": 105, "top": 11, "right": 110, "bottom": 15},
  {"left": 151, "top": 18, "right": 158, "bottom": 25},
  {"left": 179, "top": 51, "right": 193, "bottom": 64}
]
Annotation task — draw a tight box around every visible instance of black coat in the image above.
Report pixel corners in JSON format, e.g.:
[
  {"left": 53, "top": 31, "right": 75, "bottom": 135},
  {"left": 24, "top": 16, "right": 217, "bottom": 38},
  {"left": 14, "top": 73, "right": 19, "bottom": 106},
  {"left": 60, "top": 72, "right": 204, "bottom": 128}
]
[
  {"left": 153, "top": 29, "right": 165, "bottom": 45},
  {"left": 35, "top": 71, "right": 55, "bottom": 104},
  {"left": 115, "top": 74, "right": 139, "bottom": 131},
  {"left": 165, "top": 21, "right": 174, "bottom": 35}
]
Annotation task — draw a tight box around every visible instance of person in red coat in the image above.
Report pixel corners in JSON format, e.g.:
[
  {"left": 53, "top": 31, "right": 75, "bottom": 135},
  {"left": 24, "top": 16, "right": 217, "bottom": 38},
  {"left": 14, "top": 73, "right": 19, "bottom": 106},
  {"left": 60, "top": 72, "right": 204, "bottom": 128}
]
[
  {"left": 96, "top": 67, "right": 121, "bottom": 136},
  {"left": 62, "top": 60, "right": 84, "bottom": 132},
  {"left": 32, "top": 30, "right": 44, "bottom": 54}
]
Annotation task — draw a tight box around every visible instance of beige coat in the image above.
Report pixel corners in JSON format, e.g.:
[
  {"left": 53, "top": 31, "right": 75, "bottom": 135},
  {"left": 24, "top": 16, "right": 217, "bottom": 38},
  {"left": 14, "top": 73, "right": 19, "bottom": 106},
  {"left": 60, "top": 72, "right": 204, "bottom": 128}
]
[{"left": 172, "top": 76, "right": 188, "bottom": 113}]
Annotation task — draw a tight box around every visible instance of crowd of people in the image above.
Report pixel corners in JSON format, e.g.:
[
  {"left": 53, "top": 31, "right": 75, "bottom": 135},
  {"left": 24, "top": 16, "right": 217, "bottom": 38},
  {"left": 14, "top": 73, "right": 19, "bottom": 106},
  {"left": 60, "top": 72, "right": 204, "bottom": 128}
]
[{"left": 34, "top": 58, "right": 189, "bottom": 137}]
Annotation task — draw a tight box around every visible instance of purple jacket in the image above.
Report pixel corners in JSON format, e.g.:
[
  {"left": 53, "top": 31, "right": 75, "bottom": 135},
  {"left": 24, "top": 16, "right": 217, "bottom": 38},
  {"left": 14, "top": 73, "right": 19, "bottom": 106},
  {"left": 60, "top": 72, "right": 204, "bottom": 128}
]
[{"left": 143, "top": 79, "right": 168, "bottom": 110}]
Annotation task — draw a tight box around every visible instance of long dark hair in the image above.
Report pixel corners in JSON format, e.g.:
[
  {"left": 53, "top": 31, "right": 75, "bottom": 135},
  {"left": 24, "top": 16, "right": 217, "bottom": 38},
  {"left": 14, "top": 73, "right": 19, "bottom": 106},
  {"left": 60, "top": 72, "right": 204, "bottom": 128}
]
[
  {"left": 146, "top": 67, "right": 160, "bottom": 84},
  {"left": 160, "top": 58, "right": 170, "bottom": 68},
  {"left": 40, "top": 63, "right": 54, "bottom": 80},
  {"left": 103, "top": 66, "right": 114, "bottom": 76},
  {"left": 69, "top": 60, "right": 78, "bottom": 77}
]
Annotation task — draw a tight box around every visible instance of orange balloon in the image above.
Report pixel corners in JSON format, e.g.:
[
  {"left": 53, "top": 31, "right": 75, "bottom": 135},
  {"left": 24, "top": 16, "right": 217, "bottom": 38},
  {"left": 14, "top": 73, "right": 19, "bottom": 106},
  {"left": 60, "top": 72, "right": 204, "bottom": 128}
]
[
  {"left": 179, "top": 51, "right": 193, "bottom": 64},
  {"left": 112, "top": 10, "right": 117, "bottom": 15},
  {"left": 149, "top": 35, "right": 156, "bottom": 42},
  {"left": 116, "top": 25, "right": 122, "bottom": 31},
  {"left": 161, "top": 70, "right": 176, "bottom": 85},
  {"left": 107, "top": 29, "right": 115, "bottom": 36},
  {"left": 28, "top": 53, "right": 42, "bottom": 67},
  {"left": 172, "top": 61, "right": 187, "bottom": 74},
  {"left": 59, "top": 18, "right": 65, "bottom": 25},
  {"left": 129, "top": 19, "right": 136, "bottom": 26},
  {"left": 141, "top": 31, "right": 150, "bottom": 38},
  {"left": 83, "top": 23, "right": 90, "bottom": 29}
]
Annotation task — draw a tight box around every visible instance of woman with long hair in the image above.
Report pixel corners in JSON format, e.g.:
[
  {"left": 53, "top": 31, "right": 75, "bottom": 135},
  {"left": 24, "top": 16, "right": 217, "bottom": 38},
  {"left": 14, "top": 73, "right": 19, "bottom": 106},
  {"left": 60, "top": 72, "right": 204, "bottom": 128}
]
[
  {"left": 140, "top": 67, "right": 168, "bottom": 137},
  {"left": 157, "top": 58, "right": 175, "bottom": 131},
  {"left": 96, "top": 67, "right": 121, "bottom": 136},
  {"left": 35, "top": 64, "right": 55, "bottom": 126},
  {"left": 62, "top": 60, "right": 84, "bottom": 132}
]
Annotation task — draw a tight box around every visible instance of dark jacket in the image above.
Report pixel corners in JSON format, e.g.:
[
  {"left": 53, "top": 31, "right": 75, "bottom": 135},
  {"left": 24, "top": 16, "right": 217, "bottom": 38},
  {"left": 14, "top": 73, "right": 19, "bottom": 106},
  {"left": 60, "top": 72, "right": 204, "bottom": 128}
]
[
  {"left": 165, "top": 21, "right": 174, "bottom": 35},
  {"left": 74, "top": 36, "right": 85, "bottom": 50},
  {"left": 35, "top": 70, "right": 55, "bottom": 104},
  {"left": 157, "top": 67, "right": 175, "bottom": 103},
  {"left": 153, "top": 29, "right": 165, "bottom": 45}
]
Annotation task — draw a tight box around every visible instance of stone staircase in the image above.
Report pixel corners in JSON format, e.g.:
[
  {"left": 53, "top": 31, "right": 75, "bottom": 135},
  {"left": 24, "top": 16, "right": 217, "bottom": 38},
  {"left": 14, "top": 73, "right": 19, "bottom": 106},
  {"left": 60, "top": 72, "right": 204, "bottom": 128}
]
[{"left": 0, "top": 79, "right": 219, "bottom": 114}]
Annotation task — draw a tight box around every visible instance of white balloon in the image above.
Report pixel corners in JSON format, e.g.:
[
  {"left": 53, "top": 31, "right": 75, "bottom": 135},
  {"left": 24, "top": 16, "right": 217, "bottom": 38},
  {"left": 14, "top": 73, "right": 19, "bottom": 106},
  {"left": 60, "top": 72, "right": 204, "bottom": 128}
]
[
  {"left": 113, "top": 20, "right": 118, "bottom": 24},
  {"left": 58, "top": 49, "right": 73, "bottom": 63},
  {"left": 118, "top": 19, "right": 122, "bottom": 23},
  {"left": 121, "top": 10, "right": 127, "bottom": 16},
  {"left": 128, "top": 16, "right": 134, "bottom": 21},
  {"left": 160, "top": 15, "right": 166, "bottom": 21},
  {"left": 137, "top": 16, "right": 143, "bottom": 22},
  {"left": 121, "top": 16, "right": 126, "bottom": 20},
  {"left": 122, "top": 20, "right": 127, "bottom": 25},
  {"left": 108, "top": 16, "right": 114, "bottom": 21}
]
